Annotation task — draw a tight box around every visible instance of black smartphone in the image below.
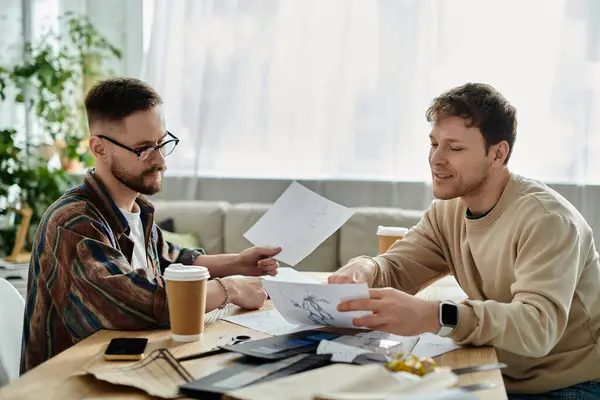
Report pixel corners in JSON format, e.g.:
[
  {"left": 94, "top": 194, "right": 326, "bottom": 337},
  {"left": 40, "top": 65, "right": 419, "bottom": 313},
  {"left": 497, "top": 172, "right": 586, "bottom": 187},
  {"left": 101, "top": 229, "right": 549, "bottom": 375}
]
[{"left": 104, "top": 338, "right": 148, "bottom": 361}]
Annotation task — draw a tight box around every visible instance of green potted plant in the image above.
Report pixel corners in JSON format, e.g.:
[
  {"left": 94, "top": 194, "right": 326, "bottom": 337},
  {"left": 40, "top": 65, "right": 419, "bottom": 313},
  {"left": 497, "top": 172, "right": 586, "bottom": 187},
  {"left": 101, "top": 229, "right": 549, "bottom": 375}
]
[
  {"left": 0, "top": 129, "right": 71, "bottom": 257},
  {"left": 0, "top": 12, "right": 122, "bottom": 256},
  {"left": 2, "top": 11, "right": 121, "bottom": 170}
]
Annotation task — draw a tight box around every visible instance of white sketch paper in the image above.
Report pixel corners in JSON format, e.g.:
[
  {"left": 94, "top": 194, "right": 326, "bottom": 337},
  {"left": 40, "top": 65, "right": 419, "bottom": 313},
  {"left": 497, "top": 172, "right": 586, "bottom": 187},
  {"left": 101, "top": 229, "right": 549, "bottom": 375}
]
[
  {"left": 222, "top": 309, "right": 315, "bottom": 336},
  {"left": 262, "top": 267, "right": 320, "bottom": 284},
  {"left": 411, "top": 333, "right": 462, "bottom": 358},
  {"left": 334, "top": 331, "right": 420, "bottom": 357},
  {"left": 262, "top": 280, "right": 371, "bottom": 328},
  {"left": 319, "top": 332, "right": 460, "bottom": 364},
  {"left": 243, "top": 181, "right": 355, "bottom": 266},
  {"left": 316, "top": 340, "right": 371, "bottom": 363}
]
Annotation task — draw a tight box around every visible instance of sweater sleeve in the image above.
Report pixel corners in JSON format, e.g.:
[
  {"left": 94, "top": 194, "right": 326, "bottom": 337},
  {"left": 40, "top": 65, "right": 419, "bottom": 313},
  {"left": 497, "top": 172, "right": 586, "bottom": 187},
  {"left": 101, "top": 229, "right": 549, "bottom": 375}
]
[
  {"left": 368, "top": 203, "right": 451, "bottom": 295},
  {"left": 450, "top": 214, "right": 582, "bottom": 357}
]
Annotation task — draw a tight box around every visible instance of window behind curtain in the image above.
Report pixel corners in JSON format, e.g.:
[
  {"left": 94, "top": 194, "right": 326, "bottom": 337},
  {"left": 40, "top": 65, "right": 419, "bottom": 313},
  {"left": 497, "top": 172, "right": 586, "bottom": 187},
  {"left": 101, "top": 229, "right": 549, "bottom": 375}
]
[{"left": 143, "top": 0, "right": 600, "bottom": 184}]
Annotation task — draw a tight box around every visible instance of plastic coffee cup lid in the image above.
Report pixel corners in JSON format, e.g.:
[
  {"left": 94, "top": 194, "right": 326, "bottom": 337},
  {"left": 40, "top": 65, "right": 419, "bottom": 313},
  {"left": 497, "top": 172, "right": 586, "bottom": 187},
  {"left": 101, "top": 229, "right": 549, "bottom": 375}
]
[
  {"left": 164, "top": 264, "right": 210, "bottom": 281},
  {"left": 377, "top": 226, "right": 409, "bottom": 236}
]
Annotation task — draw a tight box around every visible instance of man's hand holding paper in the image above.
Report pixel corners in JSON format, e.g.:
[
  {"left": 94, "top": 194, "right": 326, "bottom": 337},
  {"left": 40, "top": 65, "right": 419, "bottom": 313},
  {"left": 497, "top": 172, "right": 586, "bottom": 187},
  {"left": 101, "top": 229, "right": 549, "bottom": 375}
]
[
  {"left": 327, "top": 257, "right": 378, "bottom": 286},
  {"left": 240, "top": 181, "right": 371, "bottom": 329},
  {"left": 234, "top": 245, "right": 282, "bottom": 276},
  {"left": 337, "top": 288, "right": 441, "bottom": 336},
  {"left": 243, "top": 181, "right": 355, "bottom": 266}
]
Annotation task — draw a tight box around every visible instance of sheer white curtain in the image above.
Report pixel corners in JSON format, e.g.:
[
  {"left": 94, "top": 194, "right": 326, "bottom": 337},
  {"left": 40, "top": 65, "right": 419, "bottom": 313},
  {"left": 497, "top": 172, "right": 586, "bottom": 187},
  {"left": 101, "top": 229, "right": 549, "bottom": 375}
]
[
  {"left": 143, "top": 0, "right": 600, "bottom": 185},
  {"left": 1, "top": 0, "right": 62, "bottom": 143},
  {"left": 0, "top": 0, "right": 25, "bottom": 135}
]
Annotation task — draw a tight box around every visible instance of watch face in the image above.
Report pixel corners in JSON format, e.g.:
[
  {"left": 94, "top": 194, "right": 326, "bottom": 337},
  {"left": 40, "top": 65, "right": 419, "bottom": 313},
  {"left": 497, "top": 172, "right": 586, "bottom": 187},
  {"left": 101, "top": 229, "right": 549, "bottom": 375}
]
[{"left": 441, "top": 303, "right": 459, "bottom": 326}]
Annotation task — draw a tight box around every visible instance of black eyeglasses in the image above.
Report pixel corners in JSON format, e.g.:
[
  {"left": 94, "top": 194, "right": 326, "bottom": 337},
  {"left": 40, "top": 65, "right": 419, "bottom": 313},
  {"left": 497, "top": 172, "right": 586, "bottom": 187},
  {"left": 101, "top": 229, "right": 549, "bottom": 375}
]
[{"left": 97, "top": 131, "right": 180, "bottom": 162}]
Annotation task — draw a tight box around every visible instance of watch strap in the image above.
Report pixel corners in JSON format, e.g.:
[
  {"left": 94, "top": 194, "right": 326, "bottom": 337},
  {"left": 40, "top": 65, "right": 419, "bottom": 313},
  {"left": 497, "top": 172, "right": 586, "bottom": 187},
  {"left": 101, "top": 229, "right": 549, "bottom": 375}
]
[
  {"left": 437, "top": 324, "right": 454, "bottom": 337},
  {"left": 437, "top": 300, "right": 458, "bottom": 337}
]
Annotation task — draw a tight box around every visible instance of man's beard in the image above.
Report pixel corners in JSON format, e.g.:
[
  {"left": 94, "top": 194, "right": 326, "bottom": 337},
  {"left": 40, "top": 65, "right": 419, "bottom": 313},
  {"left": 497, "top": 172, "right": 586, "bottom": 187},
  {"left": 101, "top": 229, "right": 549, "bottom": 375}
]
[
  {"left": 433, "top": 166, "right": 490, "bottom": 200},
  {"left": 111, "top": 161, "right": 165, "bottom": 196}
]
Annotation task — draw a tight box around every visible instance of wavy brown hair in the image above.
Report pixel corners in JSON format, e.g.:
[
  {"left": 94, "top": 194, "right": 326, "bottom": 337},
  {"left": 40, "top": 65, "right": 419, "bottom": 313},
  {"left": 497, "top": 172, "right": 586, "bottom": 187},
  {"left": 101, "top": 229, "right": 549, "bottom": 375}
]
[{"left": 426, "top": 83, "right": 517, "bottom": 164}]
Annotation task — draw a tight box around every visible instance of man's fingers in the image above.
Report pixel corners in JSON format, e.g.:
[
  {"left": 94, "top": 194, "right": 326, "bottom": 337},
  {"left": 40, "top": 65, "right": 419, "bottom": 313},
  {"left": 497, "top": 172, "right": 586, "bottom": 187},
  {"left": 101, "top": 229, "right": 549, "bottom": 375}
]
[
  {"left": 328, "top": 275, "right": 356, "bottom": 284},
  {"left": 337, "top": 299, "right": 380, "bottom": 312},
  {"left": 368, "top": 288, "right": 388, "bottom": 299},
  {"left": 258, "top": 258, "right": 277, "bottom": 265},
  {"left": 257, "top": 258, "right": 278, "bottom": 267},
  {"left": 352, "top": 314, "right": 385, "bottom": 328},
  {"left": 258, "top": 246, "right": 282, "bottom": 257},
  {"left": 259, "top": 263, "right": 278, "bottom": 272},
  {"left": 258, "top": 262, "right": 279, "bottom": 272}
]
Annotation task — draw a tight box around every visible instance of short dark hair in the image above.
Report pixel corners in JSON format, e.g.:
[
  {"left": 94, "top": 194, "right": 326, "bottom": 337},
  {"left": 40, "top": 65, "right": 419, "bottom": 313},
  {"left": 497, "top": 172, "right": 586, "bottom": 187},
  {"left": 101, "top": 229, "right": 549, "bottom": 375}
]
[
  {"left": 84, "top": 77, "right": 163, "bottom": 128},
  {"left": 425, "top": 83, "right": 517, "bottom": 164}
]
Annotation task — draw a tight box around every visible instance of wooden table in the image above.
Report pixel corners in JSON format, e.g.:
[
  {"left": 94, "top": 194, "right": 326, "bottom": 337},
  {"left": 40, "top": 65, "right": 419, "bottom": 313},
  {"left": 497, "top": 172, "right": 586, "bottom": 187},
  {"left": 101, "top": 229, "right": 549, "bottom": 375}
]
[{"left": 0, "top": 273, "right": 507, "bottom": 400}]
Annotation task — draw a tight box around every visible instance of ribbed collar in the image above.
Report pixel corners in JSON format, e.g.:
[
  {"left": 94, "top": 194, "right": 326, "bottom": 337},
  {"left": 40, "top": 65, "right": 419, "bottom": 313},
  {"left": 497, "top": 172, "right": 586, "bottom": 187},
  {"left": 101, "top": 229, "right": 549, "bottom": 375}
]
[{"left": 465, "top": 172, "right": 521, "bottom": 230}]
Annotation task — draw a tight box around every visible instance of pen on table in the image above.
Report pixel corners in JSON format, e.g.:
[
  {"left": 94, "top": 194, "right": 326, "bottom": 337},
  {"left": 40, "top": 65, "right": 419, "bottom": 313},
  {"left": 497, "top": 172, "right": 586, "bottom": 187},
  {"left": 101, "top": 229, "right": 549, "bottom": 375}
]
[
  {"left": 176, "top": 335, "right": 252, "bottom": 362},
  {"left": 177, "top": 347, "right": 227, "bottom": 362}
]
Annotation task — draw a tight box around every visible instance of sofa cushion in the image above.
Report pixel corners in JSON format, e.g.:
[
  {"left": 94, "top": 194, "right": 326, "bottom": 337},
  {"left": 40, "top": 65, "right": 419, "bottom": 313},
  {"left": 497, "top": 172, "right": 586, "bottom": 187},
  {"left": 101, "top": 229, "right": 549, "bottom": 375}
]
[
  {"left": 151, "top": 200, "right": 229, "bottom": 255},
  {"left": 161, "top": 230, "right": 203, "bottom": 250},
  {"left": 156, "top": 217, "right": 175, "bottom": 232},
  {"left": 224, "top": 203, "right": 339, "bottom": 272},
  {"left": 339, "top": 207, "right": 424, "bottom": 265}
]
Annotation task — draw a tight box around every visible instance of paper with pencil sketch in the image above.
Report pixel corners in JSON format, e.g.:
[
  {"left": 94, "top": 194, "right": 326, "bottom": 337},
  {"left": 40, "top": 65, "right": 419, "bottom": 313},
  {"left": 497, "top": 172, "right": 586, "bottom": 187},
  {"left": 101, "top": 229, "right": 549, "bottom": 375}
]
[
  {"left": 222, "top": 309, "right": 315, "bottom": 336},
  {"left": 316, "top": 335, "right": 459, "bottom": 364},
  {"left": 411, "top": 333, "right": 462, "bottom": 358},
  {"left": 316, "top": 340, "right": 372, "bottom": 363},
  {"left": 334, "top": 331, "right": 421, "bottom": 357},
  {"left": 243, "top": 181, "right": 355, "bottom": 266},
  {"left": 262, "top": 280, "right": 371, "bottom": 328}
]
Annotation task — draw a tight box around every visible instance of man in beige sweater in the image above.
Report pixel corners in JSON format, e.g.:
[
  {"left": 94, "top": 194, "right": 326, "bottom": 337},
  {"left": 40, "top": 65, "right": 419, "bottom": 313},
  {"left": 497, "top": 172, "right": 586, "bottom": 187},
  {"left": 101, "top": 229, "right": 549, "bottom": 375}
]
[{"left": 330, "top": 83, "right": 600, "bottom": 398}]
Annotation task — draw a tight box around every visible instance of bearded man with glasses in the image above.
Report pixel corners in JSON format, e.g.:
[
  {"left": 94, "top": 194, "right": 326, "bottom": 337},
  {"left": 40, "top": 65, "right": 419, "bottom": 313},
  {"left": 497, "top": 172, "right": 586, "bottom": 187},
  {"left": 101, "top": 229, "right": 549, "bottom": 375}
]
[{"left": 21, "top": 77, "right": 281, "bottom": 372}]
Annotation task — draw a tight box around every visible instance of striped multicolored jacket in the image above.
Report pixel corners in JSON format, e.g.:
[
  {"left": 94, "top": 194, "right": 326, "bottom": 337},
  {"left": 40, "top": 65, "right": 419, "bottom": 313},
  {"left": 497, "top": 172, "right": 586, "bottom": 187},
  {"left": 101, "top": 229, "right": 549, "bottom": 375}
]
[{"left": 20, "top": 170, "right": 204, "bottom": 373}]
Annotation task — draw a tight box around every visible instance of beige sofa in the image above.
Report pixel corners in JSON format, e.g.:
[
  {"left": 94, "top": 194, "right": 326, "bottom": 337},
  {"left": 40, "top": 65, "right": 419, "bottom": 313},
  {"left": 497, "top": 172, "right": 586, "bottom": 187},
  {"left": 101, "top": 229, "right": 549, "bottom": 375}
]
[
  {"left": 152, "top": 200, "right": 467, "bottom": 301},
  {"left": 5, "top": 200, "right": 464, "bottom": 301},
  {"left": 152, "top": 200, "right": 424, "bottom": 272}
]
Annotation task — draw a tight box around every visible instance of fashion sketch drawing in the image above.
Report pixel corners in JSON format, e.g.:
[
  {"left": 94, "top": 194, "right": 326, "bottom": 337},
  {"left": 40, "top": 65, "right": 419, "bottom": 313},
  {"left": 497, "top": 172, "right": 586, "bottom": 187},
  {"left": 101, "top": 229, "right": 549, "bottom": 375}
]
[{"left": 291, "top": 290, "right": 334, "bottom": 325}]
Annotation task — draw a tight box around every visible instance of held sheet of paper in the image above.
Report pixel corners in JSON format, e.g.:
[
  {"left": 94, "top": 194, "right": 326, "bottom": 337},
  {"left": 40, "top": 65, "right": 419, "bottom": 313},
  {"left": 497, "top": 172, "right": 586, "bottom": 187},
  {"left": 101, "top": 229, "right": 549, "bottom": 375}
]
[
  {"left": 262, "top": 280, "right": 372, "bottom": 328},
  {"left": 225, "top": 269, "right": 368, "bottom": 332},
  {"left": 243, "top": 181, "right": 355, "bottom": 266},
  {"left": 262, "top": 267, "right": 321, "bottom": 284},
  {"left": 225, "top": 268, "right": 368, "bottom": 332},
  {"left": 223, "top": 309, "right": 316, "bottom": 336}
]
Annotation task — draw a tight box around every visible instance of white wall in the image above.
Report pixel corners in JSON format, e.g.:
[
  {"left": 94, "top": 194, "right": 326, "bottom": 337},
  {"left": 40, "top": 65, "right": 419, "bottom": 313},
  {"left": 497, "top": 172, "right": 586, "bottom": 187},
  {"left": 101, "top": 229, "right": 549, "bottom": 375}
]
[
  {"left": 5, "top": 0, "right": 600, "bottom": 246},
  {"left": 0, "top": 0, "right": 24, "bottom": 130},
  {"left": 0, "top": 0, "right": 144, "bottom": 130},
  {"left": 0, "top": 0, "right": 23, "bottom": 70},
  {"left": 60, "top": 0, "right": 143, "bottom": 77},
  {"left": 86, "top": 0, "right": 143, "bottom": 77}
]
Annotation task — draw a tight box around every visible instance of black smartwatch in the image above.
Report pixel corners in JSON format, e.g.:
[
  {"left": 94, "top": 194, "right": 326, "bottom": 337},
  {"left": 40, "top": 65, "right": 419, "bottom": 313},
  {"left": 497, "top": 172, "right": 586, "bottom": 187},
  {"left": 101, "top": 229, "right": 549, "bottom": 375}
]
[{"left": 437, "top": 300, "right": 459, "bottom": 337}]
